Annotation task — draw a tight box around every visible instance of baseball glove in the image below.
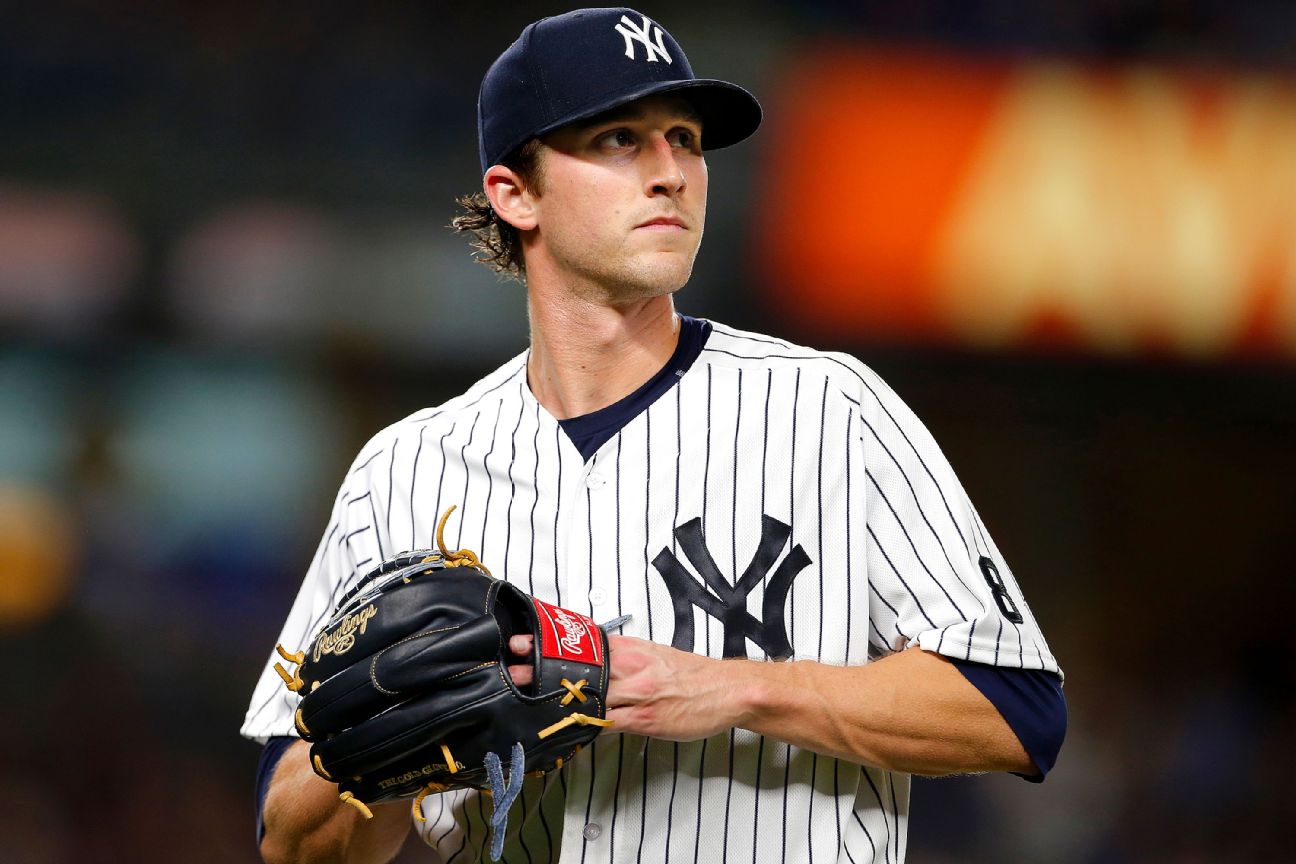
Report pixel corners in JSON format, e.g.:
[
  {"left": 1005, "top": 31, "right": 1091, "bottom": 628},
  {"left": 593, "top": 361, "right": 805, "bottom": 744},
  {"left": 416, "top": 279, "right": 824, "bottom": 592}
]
[{"left": 274, "top": 507, "right": 614, "bottom": 856}]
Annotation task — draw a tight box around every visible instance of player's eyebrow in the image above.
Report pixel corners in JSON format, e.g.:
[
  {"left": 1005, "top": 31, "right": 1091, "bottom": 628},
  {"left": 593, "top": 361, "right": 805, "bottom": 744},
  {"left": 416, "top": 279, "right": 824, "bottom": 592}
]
[{"left": 572, "top": 100, "right": 703, "bottom": 130}]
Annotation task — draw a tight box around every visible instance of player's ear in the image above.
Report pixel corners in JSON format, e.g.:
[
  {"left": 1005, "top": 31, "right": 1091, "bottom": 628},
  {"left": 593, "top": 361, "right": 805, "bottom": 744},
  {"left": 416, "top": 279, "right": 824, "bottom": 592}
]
[{"left": 484, "top": 165, "right": 538, "bottom": 232}]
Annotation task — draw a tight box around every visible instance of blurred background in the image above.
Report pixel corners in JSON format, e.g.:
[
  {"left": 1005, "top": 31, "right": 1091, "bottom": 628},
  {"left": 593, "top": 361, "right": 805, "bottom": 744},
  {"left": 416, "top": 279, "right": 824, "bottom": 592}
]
[{"left": 2, "top": 1, "right": 1294, "bottom": 861}]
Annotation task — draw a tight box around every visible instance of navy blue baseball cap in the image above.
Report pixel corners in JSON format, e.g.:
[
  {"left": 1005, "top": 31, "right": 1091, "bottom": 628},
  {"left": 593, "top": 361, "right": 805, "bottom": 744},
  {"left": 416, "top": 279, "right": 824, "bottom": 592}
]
[{"left": 477, "top": 7, "right": 763, "bottom": 172}]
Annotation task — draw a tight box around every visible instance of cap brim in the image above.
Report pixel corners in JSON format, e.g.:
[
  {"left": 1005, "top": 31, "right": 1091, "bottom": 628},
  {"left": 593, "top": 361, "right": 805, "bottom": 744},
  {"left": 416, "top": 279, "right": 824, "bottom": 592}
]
[{"left": 494, "top": 79, "right": 762, "bottom": 166}]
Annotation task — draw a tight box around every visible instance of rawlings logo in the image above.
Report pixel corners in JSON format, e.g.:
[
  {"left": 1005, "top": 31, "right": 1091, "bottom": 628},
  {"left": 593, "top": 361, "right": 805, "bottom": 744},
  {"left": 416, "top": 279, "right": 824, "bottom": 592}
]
[
  {"left": 551, "top": 607, "right": 589, "bottom": 654},
  {"left": 313, "top": 604, "right": 377, "bottom": 662},
  {"left": 533, "top": 598, "right": 603, "bottom": 666}
]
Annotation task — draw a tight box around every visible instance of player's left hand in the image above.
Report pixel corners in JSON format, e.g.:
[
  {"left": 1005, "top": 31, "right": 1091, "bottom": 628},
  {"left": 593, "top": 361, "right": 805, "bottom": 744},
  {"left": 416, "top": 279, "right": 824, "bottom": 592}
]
[{"left": 507, "top": 633, "right": 749, "bottom": 741}]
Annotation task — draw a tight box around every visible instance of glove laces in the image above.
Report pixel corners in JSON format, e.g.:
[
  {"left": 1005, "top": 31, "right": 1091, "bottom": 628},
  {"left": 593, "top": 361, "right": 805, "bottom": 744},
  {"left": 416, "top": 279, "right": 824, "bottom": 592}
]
[{"left": 436, "top": 505, "right": 490, "bottom": 575}]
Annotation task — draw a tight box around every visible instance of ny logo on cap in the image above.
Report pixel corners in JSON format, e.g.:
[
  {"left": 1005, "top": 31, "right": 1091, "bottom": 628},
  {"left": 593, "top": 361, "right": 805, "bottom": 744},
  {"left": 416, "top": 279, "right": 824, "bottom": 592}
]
[{"left": 614, "top": 14, "right": 672, "bottom": 64}]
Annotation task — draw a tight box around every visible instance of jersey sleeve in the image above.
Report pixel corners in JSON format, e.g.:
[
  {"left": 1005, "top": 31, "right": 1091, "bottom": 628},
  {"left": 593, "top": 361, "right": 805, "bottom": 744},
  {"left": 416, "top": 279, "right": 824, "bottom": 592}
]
[
  {"left": 854, "top": 367, "right": 1061, "bottom": 676},
  {"left": 239, "top": 437, "right": 394, "bottom": 743}
]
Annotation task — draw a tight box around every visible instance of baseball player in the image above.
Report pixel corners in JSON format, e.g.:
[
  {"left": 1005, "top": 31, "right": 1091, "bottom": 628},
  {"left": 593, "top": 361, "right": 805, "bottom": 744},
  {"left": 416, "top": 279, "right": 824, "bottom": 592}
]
[{"left": 244, "top": 8, "right": 1066, "bottom": 864}]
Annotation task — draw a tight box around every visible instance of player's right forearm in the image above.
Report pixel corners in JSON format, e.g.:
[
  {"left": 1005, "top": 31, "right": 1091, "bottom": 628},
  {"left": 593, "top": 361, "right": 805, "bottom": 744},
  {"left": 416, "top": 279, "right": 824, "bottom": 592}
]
[{"left": 259, "top": 740, "right": 412, "bottom": 864}]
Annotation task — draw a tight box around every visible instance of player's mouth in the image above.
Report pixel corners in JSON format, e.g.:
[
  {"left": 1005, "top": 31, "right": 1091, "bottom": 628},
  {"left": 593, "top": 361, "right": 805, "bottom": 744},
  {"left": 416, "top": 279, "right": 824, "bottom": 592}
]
[{"left": 635, "top": 215, "right": 688, "bottom": 231}]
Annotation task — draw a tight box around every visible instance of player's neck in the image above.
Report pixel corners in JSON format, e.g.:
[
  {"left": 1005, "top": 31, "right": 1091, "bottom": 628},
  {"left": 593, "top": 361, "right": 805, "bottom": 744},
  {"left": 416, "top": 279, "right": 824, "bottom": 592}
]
[{"left": 525, "top": 291, "right": 680, "bottom": 421}]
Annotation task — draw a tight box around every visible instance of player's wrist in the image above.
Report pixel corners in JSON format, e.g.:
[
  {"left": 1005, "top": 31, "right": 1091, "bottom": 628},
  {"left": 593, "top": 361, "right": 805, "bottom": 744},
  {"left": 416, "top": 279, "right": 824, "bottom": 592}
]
[{"left": 728, "top": 657, "right": 790, "bottom": 731}]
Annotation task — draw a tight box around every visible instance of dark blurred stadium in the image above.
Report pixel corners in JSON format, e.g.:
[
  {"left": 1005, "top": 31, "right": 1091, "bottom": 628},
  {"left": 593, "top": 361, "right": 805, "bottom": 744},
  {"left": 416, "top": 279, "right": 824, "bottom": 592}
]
[{"left": 2, "top": 2, "right": 1294, "bottom": 861}]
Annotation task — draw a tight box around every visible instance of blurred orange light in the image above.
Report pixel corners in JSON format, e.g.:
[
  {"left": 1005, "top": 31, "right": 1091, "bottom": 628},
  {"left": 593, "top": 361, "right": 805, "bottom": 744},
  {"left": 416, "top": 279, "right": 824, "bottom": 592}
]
[
  {"left": 0, "top": 485, "right": 75, "bottom": 632},
  {"left": 756, "top": 48, "right": 1296, "bottom": 360}
]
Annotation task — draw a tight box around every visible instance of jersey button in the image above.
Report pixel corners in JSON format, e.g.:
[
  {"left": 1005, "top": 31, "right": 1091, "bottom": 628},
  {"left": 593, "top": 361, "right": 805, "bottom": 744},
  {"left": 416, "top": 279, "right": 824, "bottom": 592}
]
[
  {"left": 582, "top": 823, "right": 602, "bottom": 841},
  {"left": 586, "top": 473, "right": 606, "bottom": 489},
  {"left": 588, "top": 587, "right": 607, "bottom": 606}
]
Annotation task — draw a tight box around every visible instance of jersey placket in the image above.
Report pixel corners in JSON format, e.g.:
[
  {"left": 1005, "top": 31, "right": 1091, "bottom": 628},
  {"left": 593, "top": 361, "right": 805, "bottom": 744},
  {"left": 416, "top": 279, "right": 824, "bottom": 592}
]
[{"left": 555, "top": 446, "right": 622, "bottom": 861}]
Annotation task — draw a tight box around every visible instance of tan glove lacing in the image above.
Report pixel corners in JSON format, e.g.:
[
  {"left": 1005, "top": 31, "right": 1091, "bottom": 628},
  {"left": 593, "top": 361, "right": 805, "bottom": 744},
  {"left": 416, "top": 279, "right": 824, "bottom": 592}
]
[{"left": 436, "top": 505, "right": 491, "bottom": 576}]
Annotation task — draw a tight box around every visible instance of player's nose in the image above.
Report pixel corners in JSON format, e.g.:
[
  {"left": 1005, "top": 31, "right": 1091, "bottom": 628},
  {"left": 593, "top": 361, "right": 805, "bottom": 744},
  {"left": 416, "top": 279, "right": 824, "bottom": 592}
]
[{"left": 644, "top": 134, "right": 687, "bottom": 197}]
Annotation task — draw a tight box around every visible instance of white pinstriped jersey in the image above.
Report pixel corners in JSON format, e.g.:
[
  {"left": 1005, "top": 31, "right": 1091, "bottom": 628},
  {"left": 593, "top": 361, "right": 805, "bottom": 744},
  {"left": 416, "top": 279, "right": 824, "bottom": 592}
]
[{"left": 242, "top": 321, "right": 1060, "bottom": 863}]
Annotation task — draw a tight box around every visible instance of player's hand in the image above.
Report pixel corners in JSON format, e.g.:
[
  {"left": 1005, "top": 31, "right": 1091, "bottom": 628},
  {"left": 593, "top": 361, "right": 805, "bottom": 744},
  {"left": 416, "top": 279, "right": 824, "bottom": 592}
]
[
  {"left": 507, "top": 634, "right": 749, "bottom": 741},
  {"left": 602, "top": 634, "right": 753, "bottom": 741}
]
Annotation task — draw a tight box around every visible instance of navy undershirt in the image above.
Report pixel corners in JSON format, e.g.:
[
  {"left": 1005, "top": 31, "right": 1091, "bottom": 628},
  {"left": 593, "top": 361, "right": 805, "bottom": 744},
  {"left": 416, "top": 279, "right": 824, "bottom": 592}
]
[
  {"left": 254, "top": 318, "right": 1065, "bottom": 837},
  {"left": 951, "top": 661, "right": 1066, "bottom": 781},
  {"left": 557, "top": 314, "right": 711, "bottom": 461}
]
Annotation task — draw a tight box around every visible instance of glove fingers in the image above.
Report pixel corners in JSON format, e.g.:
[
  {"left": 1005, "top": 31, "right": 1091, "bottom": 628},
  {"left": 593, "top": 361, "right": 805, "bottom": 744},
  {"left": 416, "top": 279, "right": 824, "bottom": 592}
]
[
  {"left": 312, "top": 677, "right": 509, "bottom": 781},
  {"left": 302, "top": 569, "right": 499, "bottom": 685},
  {"left": 374, "top": 615, "right": 503, "bottom": 691},
  {"left": 300, "top": 614, "right": 502, "bottom": 737},
  {"left": 314, "top": 681, "right": 608, "bottom": 789}
]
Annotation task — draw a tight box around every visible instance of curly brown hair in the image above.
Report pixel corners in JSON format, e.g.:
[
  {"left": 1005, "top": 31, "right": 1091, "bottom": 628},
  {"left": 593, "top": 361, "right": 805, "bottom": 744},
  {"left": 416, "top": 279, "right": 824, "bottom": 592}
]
[{"left": 451, "top": 139, "right": 545, "bottom": 282}]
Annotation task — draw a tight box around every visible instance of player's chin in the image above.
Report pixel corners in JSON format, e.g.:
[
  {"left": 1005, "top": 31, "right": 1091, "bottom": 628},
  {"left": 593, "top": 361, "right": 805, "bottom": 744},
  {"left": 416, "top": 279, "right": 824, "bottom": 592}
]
[
  {"left": 633, "top": 264, "right": 693, "bottom": 299},
  {"left": 637, "top": 249, "right": 697, "bottom": 289}
]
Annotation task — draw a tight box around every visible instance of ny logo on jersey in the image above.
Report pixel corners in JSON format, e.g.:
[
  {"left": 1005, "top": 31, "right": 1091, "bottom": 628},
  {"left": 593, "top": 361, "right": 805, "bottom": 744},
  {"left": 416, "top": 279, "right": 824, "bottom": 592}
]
[
  {"left": 614, "top": 14, "right": 672, "bottom": 63},
  {"left": 651, "top": 515, "right": 810, "bottom": 659}
]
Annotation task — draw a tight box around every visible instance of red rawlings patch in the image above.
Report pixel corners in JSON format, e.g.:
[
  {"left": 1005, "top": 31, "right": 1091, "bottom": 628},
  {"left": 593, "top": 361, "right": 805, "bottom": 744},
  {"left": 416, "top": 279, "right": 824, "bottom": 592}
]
[{"left": 532, "top": 598, "right": 603, "bottom": 667}]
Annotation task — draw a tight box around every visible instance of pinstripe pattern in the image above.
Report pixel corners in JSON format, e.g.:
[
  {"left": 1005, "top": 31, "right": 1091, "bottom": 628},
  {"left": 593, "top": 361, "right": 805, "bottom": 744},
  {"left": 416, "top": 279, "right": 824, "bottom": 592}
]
[{"left": 242, "top": 324, "right": 1059, "bottom": 863}]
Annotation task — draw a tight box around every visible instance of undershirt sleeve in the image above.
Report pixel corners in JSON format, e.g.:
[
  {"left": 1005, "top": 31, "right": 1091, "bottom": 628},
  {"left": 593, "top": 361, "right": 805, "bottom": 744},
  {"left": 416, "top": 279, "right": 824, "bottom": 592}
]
[
  {"left": 255, "top": 736, "right": 299, "bottom": 843},
  {"left": 949, "top": 660, "right": 1067, "bottom": 782}
]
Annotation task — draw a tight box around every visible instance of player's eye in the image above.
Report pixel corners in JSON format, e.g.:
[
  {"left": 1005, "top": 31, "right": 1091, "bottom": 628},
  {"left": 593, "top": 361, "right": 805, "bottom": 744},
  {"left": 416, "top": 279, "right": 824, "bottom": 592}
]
[
  {"left": 669, "top": 128, "right": 699, "bottom": 149},
  {"left": 597, "top": 129, "right": 636, "bottom": 149}
]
